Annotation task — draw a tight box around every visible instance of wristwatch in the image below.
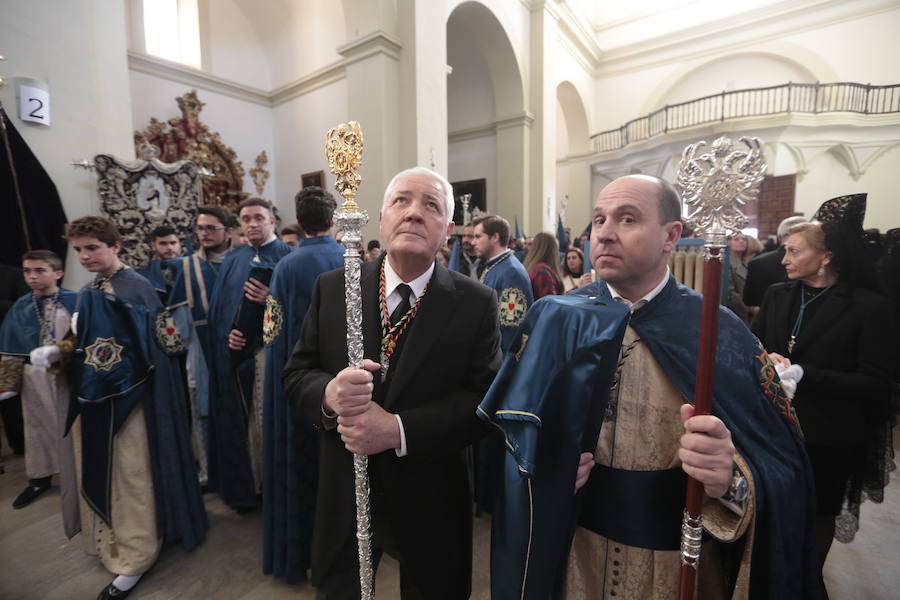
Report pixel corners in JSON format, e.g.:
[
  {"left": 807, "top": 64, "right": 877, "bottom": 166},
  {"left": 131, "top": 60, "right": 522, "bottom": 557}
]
[{"left": 722, "top": 466, "right": 749, "bottom": 504}]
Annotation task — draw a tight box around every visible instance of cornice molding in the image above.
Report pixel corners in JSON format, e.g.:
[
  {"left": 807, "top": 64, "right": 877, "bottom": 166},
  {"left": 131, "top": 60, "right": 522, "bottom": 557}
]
[
  {"left": 597, "top": 0, "right": 898, "bottom": 77},
  {"left": 270, "top": 60, "right": 347, "bottom": 106},
  {"left": 449, "top": 112, "right": 535, "bottom": 143},
  {"left": 128, "top": 51, "right": 348, "bottom": 108},
  {"left": 336, "top": 30, "right": 403, "bottom": 66},
  {"left": 128, "top": 51, "right": 271, "bottom": 107},
  {"left": 544, "top": 0, "right": 601, "bottom": 73}
]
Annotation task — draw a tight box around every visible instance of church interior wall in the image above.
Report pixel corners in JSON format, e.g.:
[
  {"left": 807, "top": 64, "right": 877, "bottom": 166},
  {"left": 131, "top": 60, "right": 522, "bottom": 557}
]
[
  {"left": 1, "top": 0, "right": 135, "bottom": 288},
  {"left": 271, "top": 79, "right": 350, "bottom": 224},
  {"left": 587, "top": 4, "right": 900, "bottom": 231},
  {"left": 202, "top": 0, "right": 273, "bottom": 90},
  {"left": 592, "top": 6, "right": 900, "bottom": 133}
]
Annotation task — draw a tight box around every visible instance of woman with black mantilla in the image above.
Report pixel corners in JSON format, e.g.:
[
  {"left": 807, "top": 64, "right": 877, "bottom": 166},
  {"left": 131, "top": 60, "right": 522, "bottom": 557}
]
[{"left": 751, "top": 194, "right": 897, "bottom": 600}]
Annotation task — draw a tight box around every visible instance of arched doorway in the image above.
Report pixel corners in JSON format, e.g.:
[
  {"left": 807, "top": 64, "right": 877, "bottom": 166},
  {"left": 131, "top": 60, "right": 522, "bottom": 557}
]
[{"left": 447, "top": 1, "right": 527, "bottom": 228}]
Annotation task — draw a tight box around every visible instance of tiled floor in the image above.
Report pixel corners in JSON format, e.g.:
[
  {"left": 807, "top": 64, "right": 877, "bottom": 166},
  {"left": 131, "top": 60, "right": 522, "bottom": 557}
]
[{"left": 1, "top": 433, "right": 897, "bottom": 599}]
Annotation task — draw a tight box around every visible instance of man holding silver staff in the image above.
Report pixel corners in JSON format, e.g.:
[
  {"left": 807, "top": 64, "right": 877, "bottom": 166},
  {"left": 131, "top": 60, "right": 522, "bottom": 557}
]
[
  {"left": 283, "top": 166, "right": 501, "bottom": 599},
  {"left": 479, "top": 173, "right": 818, "bottom": 600}
]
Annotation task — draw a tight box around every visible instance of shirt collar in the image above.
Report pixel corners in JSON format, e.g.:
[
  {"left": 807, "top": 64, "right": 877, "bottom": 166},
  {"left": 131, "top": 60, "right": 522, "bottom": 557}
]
[
  {"left": 384, "top": 255, "right": 434, "bottom": 302},
  {"left": 606, "top": 267, "right": 670, "bottom": 312}
]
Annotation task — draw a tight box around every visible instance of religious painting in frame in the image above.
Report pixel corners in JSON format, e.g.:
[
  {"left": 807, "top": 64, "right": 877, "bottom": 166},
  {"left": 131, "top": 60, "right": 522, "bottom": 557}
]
[
  {"left": 301, "top": 170, "right": 325, "bottom": 190},
  {"left": 450, "top": 178, "right": 486, "bottom": 226},
  {"left": 94, "top": 145, "right": 202, "bottom": 270}
]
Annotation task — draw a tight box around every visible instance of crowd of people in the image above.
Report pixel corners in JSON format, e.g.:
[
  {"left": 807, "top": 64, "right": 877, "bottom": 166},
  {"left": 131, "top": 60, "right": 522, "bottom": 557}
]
[{"left": 0, "top": 170, "right": 897, "bottom": 600}]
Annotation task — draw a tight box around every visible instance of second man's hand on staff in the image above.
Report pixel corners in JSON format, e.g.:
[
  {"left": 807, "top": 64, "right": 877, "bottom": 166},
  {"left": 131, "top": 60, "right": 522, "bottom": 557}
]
[
  {"left": 573, "top": 404, "right": 735, "bottom": 498},
  {"left": 323, "top": 358, "right": 401, "bottom": 455}
]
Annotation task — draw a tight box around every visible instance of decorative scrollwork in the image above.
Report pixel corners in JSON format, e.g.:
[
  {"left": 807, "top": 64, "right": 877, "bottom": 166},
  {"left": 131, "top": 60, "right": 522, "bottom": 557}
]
[
  {"left": 677, "top": 136, "right": 767, "bottom": 248},
  {"left": 325, "top": 121, "right": 364, "bottom": 207}
]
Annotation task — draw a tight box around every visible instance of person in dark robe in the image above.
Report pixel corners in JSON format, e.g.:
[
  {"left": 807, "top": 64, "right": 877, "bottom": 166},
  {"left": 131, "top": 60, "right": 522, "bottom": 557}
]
[
  {"left": 479, "top": 175, "right": 817, "bottom": 600},
  {"left": 262, "top": 186, "right": 344, "bottom": 583},
  {"left": 62, "top": 215, "right": 206, "bottom": 600},
  {"left": 0, "top": 106, "right": 69, "bottom": 266},
  {"left": 206, "top": 198, "right": 293, "bottom": 511}
]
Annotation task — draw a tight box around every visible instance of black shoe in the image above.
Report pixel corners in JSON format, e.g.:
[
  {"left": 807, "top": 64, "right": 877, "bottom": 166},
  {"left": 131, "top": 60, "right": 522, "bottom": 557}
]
[
  {"left": 12, "top": 483, "right": 49, "bottom": 509},
  {"left": 97, "top": 582, "right": 134, "bottom": 600}
]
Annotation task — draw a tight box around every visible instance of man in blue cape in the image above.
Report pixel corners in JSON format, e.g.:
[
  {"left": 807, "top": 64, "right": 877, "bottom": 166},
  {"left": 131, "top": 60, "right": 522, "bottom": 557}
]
[
  {"left": 64, "top": 216, "right": 206, "bottom": 600},
  {"left": 262, "top": 186, "right": 344, "bottom": 583},
  {"left": 167, "top": 205, "right": 235, "bottom": 484},
  {"left": 470, "top": 214, "right": 533, "bottom": 515},
  {"left": 206, "top": 198, "right": 292, "bottom": 510},
  {"left": 478, "top": 175, "right": 817, "bottom": 600},
  {"left": 472, "top": 214, "right": 533, "bottom": 353}
]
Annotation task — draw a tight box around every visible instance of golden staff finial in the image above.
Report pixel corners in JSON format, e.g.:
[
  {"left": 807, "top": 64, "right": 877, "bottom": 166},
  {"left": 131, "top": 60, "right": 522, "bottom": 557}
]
[{"left": 325, "top": 121, "right": 364, "bottom": 209}]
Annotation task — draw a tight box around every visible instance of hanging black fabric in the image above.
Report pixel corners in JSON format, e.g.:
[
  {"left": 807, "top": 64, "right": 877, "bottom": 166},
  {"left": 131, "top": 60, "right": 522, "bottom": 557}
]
[{"left": 0, "top": 106, "right": 68, "bottom": 266}]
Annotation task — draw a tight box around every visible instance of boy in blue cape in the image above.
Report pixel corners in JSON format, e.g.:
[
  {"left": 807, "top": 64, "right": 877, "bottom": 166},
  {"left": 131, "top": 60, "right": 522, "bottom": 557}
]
[
  {"left": 0, "top": 250, "right": 78, "bottom": 530},
  {"left": 479, "top": 176, "right": 817, "bottom": 600},
  {"left": 64, "top": 216, "right": 206, "bottom": 600}
]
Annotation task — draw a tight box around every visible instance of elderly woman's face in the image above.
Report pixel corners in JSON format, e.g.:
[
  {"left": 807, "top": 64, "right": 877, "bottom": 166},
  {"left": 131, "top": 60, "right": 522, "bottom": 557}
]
[{"left": 782, "top": 233, "right": 830, "bottom": 281}]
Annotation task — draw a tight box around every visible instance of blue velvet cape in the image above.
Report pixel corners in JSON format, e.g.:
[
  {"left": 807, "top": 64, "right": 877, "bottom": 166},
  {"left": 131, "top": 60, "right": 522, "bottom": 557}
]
[
  {"left": 70, "top": 269, "right": 207, "bottom": 550},
  {"left": 479, "top": 277, "right": 817, "bottom": 600},
  {"left": 206, "top": 240, "right": 293, "bottom": 508},
  {"left": 0, "top": 289, "right": 77, "bottom": 356},
  {"left": 262, "top": 235, "right": 344, "bottom": 583}
]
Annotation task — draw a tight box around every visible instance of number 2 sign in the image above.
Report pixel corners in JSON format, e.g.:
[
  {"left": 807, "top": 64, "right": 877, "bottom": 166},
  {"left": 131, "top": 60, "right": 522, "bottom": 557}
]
[{"left": 16, "top": 79, "right": 50, "bottom": 126}]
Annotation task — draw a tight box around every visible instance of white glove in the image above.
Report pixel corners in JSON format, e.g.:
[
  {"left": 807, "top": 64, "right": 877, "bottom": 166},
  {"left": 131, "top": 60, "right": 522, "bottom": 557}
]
[
  {"left": 30, "top": 345, "right": 61, "bottom": 371},
  {"left": 0, "top": 391, "right": 17, "bottom": 400},
  {"left": 775, "top": 363, "right": 804, "bottom": 399},
  {"left": 71, "top": 312, "right": 79, "bottom": 336}
]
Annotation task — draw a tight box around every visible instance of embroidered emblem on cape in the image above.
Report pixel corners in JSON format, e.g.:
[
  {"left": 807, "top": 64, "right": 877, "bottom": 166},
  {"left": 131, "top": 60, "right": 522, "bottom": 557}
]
[
  {"left": 263, "top": 295, "right": 283, "bottom": 345},
  {"left": 756, "top": 343, "right": 800, "bottom": 428},
  {"left": 84, "top": 337, "right": 124, "bottom": 372},
  {"left": 498, "top": 287, "right": 528, "bottom": 327},
  {"left": 514, "top": 334, "right": 529, "bottom": 362},
  {"left": 155, "top": 311, "right": 186, "bottom": 354}
]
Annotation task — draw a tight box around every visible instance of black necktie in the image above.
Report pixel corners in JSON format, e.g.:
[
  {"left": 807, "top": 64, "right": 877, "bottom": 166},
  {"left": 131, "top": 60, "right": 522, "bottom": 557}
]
[{"left": 390, "top": 283, "right": 413, "bottom": 326}]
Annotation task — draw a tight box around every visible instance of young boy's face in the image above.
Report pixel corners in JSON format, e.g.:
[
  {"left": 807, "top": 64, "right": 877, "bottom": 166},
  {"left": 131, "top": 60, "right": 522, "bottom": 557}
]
[
  {"left": 22, "top": 259, "right": 63, "bottom": 293},
  {"left": 69, "top": 236, "right": 121, "bottom": 276}
]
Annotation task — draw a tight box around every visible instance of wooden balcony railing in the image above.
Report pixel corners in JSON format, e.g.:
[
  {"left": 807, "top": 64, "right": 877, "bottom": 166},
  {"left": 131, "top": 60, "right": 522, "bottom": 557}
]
[{"left": 591, "top": 82, "right": 900, "bottom": 153}]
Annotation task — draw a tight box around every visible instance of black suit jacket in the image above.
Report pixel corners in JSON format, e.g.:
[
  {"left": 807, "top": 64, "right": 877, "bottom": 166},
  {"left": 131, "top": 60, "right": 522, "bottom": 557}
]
[
  {"left": 283, "top": 258, "right": 501, "bottom": 598},
  {"left": 742, "top": 246, "right": 786, "bottom": 307},
  {"left": 751, "top": 280, "right": 896, "bottom": 445}
]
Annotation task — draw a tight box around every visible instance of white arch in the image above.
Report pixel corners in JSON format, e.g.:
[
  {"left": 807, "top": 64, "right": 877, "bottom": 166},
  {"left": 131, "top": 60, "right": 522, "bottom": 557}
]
[
  {"left": 446, "top": 1, "right": 525, "bottom": 119},
  {"left": 557, "top": 81, "right": 591, "bottom": 156}
]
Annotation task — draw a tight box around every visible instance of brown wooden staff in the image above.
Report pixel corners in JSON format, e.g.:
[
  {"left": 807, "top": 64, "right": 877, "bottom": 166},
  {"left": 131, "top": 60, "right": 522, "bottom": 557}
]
[{"left": 675, "top": 136, "right": 766, "bottom": 600}]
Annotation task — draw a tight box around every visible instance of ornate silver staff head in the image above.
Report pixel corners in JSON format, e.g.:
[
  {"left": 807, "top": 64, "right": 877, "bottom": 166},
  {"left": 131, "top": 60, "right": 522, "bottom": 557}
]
[{"left": 677, "top": 136, "right": 767, "bottom": 250}]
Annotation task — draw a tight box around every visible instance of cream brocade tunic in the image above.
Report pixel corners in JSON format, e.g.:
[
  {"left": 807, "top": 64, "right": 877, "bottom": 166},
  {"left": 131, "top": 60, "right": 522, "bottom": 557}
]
[
  {"left": 71, "top": 276, "right": 162, "bottom": 576},
  {"left": 564, "top": 326, "right": 756, "bottom": 600}
]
